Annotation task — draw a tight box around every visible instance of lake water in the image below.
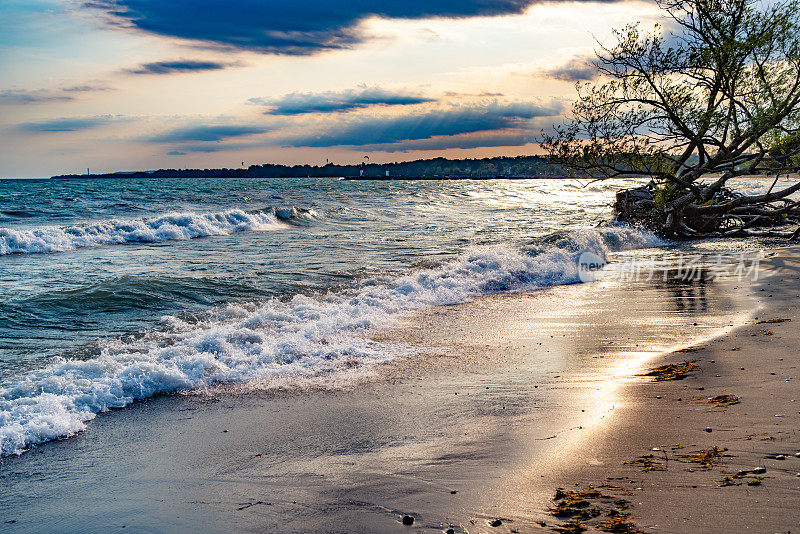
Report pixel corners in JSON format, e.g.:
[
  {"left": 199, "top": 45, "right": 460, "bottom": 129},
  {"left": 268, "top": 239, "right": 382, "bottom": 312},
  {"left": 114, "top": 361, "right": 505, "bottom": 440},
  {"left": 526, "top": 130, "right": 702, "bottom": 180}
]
[{"left": 0, "top": 176, "right": 771, "bottom": 456}]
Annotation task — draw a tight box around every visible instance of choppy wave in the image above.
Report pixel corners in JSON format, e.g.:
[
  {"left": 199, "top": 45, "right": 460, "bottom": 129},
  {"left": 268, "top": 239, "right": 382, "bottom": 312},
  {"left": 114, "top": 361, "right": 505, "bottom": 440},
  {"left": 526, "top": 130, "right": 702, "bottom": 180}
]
[
  {"left": 0, "top": 226, "right": 662, "bottom": 456},
  {"left": 0, "top": 208, "right": 293, "bottom": 255}
]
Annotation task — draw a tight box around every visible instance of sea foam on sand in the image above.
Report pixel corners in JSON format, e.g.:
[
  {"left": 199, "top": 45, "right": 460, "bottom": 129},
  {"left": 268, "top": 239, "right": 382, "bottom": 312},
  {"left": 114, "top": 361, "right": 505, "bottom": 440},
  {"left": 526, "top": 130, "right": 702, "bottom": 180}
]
[{"left": 0, "top": 226, "right": 662, "bottom": 455}]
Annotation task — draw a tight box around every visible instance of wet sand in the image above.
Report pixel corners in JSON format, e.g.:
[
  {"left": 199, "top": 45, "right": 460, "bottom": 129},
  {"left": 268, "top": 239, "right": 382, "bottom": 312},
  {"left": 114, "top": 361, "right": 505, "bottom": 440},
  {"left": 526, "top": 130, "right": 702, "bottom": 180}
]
[
  {"left": 0, "top": 249, "right": 781, "bottom": 533},
  {"left": 548, "top": 247, "right": 800, "bottom": 533}
]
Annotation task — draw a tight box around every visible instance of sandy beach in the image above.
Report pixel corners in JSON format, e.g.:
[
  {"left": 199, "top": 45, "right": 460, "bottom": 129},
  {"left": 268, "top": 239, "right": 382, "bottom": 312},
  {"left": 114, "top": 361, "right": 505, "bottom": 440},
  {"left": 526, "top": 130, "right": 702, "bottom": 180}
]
[
  {"left": 3, "top": 244, "right": 796, "bottom": 533},
  {"left": 546, "top": 247, "right": 800, "bottom": 534}
]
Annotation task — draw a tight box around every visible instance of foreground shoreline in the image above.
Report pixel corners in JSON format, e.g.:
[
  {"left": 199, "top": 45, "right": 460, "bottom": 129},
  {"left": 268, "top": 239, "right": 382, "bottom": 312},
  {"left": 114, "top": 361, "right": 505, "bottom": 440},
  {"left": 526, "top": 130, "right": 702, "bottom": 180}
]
[
  {"left": 548, "top": 245, "right": 800, "bottom": 533},
  {"left": 1, "top": 245, "right": 798, "bottom": 532}
]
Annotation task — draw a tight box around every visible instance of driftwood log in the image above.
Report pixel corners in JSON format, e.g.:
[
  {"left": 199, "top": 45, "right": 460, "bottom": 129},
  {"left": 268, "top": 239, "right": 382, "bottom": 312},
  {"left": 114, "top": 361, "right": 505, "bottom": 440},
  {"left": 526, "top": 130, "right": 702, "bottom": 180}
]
[{"left": 613, "top": 182, "right": 800, "bottom": 239}]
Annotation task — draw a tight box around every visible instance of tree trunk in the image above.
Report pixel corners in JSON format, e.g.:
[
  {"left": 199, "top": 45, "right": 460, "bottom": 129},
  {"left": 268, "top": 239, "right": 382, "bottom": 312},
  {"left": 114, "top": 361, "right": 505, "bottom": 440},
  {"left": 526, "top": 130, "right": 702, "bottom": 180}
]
[{"left": 612, "top": 183, "right": 798, "bottom": 238}]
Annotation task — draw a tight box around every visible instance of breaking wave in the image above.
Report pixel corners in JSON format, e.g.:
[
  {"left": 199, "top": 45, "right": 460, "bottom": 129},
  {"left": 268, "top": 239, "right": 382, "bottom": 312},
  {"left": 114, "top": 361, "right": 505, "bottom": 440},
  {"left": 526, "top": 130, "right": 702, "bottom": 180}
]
[
  {"left": 0, "top": 208, "right": 296, "bottom": 255},
  {"left": 0, "top": 225, "right": 662, "bottom": 456}
]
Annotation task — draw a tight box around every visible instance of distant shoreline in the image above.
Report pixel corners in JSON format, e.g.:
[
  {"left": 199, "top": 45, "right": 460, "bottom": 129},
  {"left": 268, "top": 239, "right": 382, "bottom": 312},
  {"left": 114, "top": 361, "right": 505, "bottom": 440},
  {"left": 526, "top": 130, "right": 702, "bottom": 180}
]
[
  {"left": 45, "top": 155, "right": 567, "bottom": 181},
  {"left": 41, "top": 174, "right": 567, "bottom": 181}
]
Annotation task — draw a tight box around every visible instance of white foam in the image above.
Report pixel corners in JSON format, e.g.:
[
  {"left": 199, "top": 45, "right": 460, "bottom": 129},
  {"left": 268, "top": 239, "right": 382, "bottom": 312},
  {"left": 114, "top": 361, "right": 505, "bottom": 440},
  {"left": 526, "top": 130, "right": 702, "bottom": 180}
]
[
  {"left": 0, "top": 209, "right": 286, "bottom": 255},
  {"left": 0, "top": 225, "right": 663, "bottom": 455}
]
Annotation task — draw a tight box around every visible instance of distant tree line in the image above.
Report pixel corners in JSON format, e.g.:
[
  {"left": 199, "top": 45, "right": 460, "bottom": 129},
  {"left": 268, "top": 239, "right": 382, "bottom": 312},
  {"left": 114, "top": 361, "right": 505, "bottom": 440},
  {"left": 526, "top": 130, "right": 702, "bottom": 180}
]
[{"left": 51, "top": 155, "right": 567, "bottom": 180}]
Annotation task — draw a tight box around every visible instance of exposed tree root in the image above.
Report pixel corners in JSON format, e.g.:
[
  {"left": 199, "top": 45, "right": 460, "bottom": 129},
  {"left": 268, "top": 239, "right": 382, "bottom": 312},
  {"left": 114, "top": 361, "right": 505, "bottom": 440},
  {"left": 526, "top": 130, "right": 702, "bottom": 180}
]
[{"left": 614, "top": 182, "right": 800, "bottom": 238}]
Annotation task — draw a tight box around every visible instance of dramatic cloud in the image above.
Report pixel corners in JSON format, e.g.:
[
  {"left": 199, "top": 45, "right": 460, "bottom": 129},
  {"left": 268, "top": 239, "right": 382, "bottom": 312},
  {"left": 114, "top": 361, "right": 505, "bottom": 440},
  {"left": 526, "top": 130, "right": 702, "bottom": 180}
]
[
  {"left": 250, "top": 87, "right": 436, "bottom": 115},
  {"left": 280, "top": 101, "right": 562, "bottom": 147},
  {"left": 147, "top": 124, "right": 270, "bottom": 143},
  {"left": 17, "top": 115, "right": 117, "bottom": 132},
  {"left": 0, "top": 90, "right": 73, "bottom": 105},
  {"left": 61, "top": 85, "right": 111, "bottom": 93},
  {"left": 540, "top": 55, "right": 599, "bottom": 81},
  {"left": 126, "top": 59, "right": 235, "bottom": 75},
  {"left": 444, "top": 91, "right": 505, "bottom": 98},
  {"left": 0, "top": 86, "right": 111, "bottom": 105},
  {"left": 85, "top": 0, "right": 545, "bottom": 55},
  {"left": 166, "top": 143, "right": 256, "bottom": 153},
  {"left": 361, "top": 132, "right": 535, "bottom": 152}
]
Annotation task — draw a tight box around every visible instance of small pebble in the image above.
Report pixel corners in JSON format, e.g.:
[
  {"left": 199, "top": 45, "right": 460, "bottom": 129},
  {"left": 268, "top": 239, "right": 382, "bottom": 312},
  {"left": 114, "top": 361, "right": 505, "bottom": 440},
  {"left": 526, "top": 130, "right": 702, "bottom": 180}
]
[
  {"left": 776, "top": 455, "right": 786, "bottom": 460},
  {"left": 489, "top": 519, "right": 503, "bottom": 527},
  {"left": 698, "top": 387, "right": 705, "bottom": 391},
  {"left": 677, "top": 398, "right": 682, "bottom": 401},
  {"left": 656, "top": 395, "right": 662, "bottom": 399},
  {"left": 753, "top": 467, "right": 767, "bottom": 474},
  {"left": 402, "top": 515, "right": 414, "bottom": 526},
  {"left": 705, "top": 427, "right": 713, "bottom": 432},
  {"left": 446, "top": 529, "right": 456, "bottom": 534},
  {"left": 795, "top": 452, "right": 800, "bottom": 458},
  {"left": 737, "top": 470, "right": 750, "bottom": 476}
]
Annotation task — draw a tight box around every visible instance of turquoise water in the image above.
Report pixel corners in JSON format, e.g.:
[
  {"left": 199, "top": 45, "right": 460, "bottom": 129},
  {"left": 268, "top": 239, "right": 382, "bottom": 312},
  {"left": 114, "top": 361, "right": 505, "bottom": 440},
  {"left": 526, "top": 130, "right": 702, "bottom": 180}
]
[{"left": 0, "top": 176, "right": 667, "bottom": 454}]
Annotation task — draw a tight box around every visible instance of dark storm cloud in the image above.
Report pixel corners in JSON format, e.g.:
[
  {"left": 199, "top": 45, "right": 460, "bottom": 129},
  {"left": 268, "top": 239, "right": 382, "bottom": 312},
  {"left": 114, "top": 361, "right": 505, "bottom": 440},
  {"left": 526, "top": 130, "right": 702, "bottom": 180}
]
[
  {"left": 250, "top": 87, "right": 436, "bottom": 115},
  {"left": 0, "top": 86, "right": 112, "bottom": 105},
  {"left": 168, "top": 143, "right": 253, "bottom": 153},
  {"left": 84, "top": 0, "right": 550, "bottom": 55},
  {"left": 17, "top": 116, "right": 116, "bottom": 132},
  {"left": 126, "top": 59, "right": 235, "bottom": 75},
  {"left": 1, "top": 90, "right": 73, "bottom": 105},
  {"left": 61, "top": 85, "right": 111, "bottom": 92},
  {"left": 280, "top": 101, "right": 562, "bottom": 147},
  {"left": 444, "top": 91, "right": 505, "bottom": 98},
  {"left": 541, "top": 55, "right": 599, "bottom": 81},
  {"left": 147, "top": 124, "right": 270, "bottom": 142},
  {"left": 359, "top": 132, "right": 535, "bottom": 152}
]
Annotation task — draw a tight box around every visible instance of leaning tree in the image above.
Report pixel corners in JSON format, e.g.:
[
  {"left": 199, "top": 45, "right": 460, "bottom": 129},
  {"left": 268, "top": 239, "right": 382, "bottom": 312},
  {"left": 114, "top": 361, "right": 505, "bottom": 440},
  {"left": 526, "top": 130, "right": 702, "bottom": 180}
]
[{"left": 542, "top": 0, "right": 800, "bottom": 237}]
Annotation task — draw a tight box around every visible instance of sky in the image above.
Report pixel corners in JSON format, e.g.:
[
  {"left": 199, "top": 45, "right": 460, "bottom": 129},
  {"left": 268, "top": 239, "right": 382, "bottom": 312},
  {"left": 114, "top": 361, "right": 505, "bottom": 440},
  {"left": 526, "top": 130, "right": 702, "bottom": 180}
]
[{"left": 0, "top": 0, "right": 664, "bottom": 178}]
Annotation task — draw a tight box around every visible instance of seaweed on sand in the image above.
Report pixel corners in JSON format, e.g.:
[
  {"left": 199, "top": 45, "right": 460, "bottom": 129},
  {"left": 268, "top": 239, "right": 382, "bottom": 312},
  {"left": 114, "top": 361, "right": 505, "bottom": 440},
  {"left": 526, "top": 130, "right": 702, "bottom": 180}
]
[
  {"left": 598, "top": 512, "right": 643, "bottom": 533},
  {"left": 677, "top": 446, "right": 728, "bottom": 469},
  {"left": 552, "top": 520, "right": 587, "bottom": 533},
  {"left": 643, "top": 360, "right": 699, "bottom": 381},
  {"left": 550, "top": 487, "right": 611, "bottom": 519},
  {"left": 549, "top": 487, "right": 641, "bottom": 533},
  {"left": 755, "top": 318, "right": 790, "bottom": 324},
  {"left": 702, "top": 394, "right": 740, "bottom": 407},
  {"left": 625, "top": 454, "right": 666, "bottom": 472}
]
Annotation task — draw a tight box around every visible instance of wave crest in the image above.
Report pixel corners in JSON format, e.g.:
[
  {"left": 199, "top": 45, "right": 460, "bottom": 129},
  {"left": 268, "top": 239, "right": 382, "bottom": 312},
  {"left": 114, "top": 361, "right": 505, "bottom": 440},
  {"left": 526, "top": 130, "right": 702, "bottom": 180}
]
[
  {"left": 0, "top": 209, "right": 289, "bottom": 255},
  {"left": 0, "top": 225, "right": 662, "bottom": 455}
]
